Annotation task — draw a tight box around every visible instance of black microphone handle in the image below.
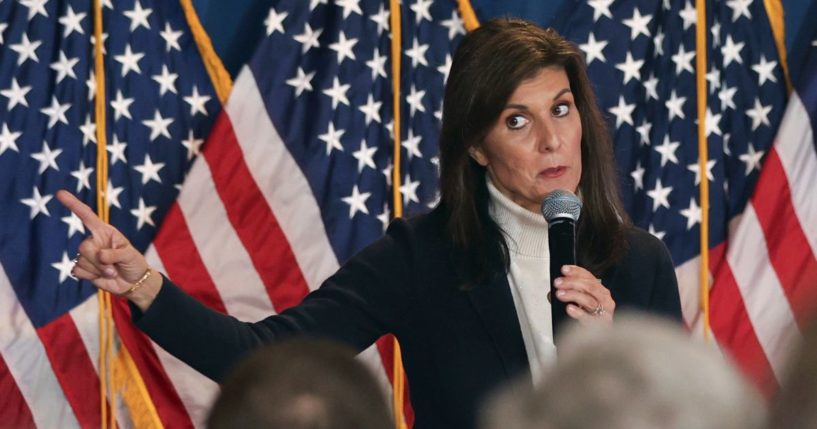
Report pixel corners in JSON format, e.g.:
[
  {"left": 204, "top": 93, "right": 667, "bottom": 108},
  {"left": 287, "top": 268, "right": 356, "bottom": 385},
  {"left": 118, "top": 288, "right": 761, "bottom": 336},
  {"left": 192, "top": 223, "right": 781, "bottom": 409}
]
[{"left": 548, "top": 217, "right": 576, "bottom": 337}]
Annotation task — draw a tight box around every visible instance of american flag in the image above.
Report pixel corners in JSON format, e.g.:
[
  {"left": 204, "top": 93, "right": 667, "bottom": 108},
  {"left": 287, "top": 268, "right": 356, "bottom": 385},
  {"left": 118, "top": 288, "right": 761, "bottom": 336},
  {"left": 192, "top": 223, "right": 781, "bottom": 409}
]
[
  {"left": 555, "top": 0, "right": 817, "bottom": 395},
  {"left": 1, "top": 0, "right": 466, "bottom": 427}
]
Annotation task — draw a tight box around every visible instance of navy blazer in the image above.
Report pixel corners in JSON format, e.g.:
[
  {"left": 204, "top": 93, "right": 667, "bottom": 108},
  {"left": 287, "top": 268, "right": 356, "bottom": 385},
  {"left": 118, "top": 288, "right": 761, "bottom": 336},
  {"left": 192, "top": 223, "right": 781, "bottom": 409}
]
[{"left": 134, "top": 206, "right": 682, "bottom": 429}]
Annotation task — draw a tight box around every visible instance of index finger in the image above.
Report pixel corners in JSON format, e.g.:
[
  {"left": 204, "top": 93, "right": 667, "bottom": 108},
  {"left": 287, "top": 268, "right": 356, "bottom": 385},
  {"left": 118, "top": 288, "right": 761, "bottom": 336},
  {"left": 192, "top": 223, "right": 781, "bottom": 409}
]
[{"left": 56, "top": 190, "right": 107, "bottom": 234}]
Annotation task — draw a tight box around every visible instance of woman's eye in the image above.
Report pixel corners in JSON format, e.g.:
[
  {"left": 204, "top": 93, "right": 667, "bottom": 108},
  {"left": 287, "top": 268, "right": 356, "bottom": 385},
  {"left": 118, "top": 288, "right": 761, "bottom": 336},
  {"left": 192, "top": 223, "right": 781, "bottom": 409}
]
[
  {"left": 506, "top": 115, "right": 530, "bottom": 129},
  {"left": 553, "top": 103, "right": 570, "bottom": 117}
]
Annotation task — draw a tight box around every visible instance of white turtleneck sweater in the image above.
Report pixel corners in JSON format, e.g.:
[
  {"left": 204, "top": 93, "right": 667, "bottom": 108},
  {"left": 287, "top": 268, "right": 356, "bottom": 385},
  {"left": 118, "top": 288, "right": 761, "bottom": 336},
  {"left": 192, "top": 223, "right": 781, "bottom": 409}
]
[{"left": 487, "top": 179, "right": 556, "bottom": 383}]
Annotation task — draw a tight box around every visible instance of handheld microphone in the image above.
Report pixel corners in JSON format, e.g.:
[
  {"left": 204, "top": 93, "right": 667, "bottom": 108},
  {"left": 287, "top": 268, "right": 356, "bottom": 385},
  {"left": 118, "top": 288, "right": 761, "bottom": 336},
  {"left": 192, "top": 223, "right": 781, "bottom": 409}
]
[{"left": 541, "top": 189, "right": 582, "bottom": 336}]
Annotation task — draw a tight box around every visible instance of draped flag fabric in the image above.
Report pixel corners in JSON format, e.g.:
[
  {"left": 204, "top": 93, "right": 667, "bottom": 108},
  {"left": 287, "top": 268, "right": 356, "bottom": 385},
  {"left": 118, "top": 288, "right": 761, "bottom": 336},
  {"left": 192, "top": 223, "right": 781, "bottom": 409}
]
[{"left": 554, "top": 0, "right": 817, "bottom": 395}]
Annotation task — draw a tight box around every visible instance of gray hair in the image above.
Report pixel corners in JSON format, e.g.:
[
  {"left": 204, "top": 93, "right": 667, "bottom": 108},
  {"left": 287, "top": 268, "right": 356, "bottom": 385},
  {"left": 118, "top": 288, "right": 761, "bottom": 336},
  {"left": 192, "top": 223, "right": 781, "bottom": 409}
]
[{"left": 481, "top": 313, "right": 765, "bottom": 429}]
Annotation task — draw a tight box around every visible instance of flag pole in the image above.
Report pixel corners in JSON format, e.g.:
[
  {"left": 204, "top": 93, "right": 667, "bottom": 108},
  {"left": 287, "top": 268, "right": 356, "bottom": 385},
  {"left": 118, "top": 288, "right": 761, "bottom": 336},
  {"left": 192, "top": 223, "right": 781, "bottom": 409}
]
[{"left": 694, "top": 0, "right": 711, "bottom": 341}]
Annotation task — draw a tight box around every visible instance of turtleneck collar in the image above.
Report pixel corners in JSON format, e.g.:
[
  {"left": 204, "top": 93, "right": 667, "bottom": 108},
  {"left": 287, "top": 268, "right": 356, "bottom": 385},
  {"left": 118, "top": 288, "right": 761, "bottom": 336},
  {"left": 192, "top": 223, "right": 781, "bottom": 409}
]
[{"left": 486, "top": 176, "right": 550, "bottom": 258}]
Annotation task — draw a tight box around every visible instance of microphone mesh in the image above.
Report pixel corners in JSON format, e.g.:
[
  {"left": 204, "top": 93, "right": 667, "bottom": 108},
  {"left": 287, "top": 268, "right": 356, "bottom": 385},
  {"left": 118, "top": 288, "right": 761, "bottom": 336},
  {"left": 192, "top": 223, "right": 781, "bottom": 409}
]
[{"left": 540, "top": 189, "right": 582, "bottom": 222}]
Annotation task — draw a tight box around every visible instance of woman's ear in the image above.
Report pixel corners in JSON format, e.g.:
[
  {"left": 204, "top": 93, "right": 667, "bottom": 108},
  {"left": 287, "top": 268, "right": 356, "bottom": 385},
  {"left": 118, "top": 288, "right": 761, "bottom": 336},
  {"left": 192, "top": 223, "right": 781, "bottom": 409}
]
[{"left": 469, "top": 145, "right": 489, "bottom": 167}]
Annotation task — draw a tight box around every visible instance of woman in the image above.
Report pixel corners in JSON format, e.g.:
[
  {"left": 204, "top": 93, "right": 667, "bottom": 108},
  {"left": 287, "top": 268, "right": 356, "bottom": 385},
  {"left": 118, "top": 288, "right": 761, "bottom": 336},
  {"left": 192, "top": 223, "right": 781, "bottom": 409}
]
[{"left": 59, "top": 18, "right": 681, "bottom": 429}]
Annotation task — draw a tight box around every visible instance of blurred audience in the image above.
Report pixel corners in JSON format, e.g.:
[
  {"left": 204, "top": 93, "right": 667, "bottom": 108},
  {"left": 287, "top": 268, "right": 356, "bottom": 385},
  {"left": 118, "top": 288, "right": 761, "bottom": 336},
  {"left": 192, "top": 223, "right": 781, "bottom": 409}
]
[
  {"left": 481, "top": 313, "right": 765, "bottom": 429},
  {"left": 207, "top": 339, "right": 392, "bottom": 429},
  {"left": 767, "top": 318, "right": 817, "bottom": 428}
]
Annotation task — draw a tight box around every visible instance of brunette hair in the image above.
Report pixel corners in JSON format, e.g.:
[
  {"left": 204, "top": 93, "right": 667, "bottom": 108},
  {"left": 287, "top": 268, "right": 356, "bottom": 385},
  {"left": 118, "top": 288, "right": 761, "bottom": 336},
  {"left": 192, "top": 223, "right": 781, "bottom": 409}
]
[{"left": 439, "top": 18, "right": 630, "bottom": 287}]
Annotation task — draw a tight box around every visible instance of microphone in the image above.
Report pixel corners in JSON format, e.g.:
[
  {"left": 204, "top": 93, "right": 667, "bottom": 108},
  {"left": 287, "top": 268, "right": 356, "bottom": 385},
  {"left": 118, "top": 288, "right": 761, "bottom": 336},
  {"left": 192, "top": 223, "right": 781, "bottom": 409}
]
[{"left": 541, "top": 189, "right": 582, "bottom": 336}]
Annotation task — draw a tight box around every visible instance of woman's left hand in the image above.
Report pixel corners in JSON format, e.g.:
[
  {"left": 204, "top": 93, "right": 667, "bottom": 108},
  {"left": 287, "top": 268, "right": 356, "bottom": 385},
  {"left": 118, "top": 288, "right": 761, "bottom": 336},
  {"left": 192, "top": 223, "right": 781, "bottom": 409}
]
[{"left": 554, "top": 265, "right": 614, "bottom": 324}]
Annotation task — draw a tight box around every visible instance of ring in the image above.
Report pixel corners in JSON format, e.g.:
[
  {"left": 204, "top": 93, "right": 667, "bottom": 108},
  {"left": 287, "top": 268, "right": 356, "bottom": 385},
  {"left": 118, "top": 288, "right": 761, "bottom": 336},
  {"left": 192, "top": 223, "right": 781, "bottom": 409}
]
[
  {"left": 591, "top": 303, "right": 606, "bottom": 316},
  {"left": 71, "top": 253, "right": 80, "bottom": 276}
]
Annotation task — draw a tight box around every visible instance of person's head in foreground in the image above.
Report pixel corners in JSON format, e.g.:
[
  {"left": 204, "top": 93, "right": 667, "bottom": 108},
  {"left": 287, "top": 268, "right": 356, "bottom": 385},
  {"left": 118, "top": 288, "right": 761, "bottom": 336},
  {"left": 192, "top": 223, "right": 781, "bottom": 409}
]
[
  {"left": 767, "top": 316, "right": 817, "bottom": 428},
  {"left": 481, "top": 314, "right": 765, "bottom": 429},
  {"left": 207, "top": 339, "right": 392, "bottom": 429}
]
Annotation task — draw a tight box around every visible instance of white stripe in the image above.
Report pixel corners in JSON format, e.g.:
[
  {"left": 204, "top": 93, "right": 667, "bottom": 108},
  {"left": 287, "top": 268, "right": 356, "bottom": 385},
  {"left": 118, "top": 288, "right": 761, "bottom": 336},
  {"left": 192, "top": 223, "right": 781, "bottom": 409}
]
[
  {"left": 726, "top": 206, "right": 800, "bottom": 381},
  {"left": 773, "top": 93, "right": 817, "bottom": 258},
  {"left": 176, "top": 157, "right": 276, "bottom": 321},
  {"left": 226, "top": 69, "right": 339, "bottom": 291},
  {"left": 68, "top": 294, "right": 100, "bottom": 373},
  {"left": 674, "top": 256, "right": 704, "bottom": 331},
  {"left": 0, "top": 263, "right": 81, "bottom": 429}
]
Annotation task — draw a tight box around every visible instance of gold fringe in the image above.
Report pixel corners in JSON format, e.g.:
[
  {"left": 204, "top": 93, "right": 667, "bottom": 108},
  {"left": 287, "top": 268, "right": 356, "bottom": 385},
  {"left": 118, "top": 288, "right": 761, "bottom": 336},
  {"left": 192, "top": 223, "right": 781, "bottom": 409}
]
[
  {"left": 457, "top": 0, "right": 480, "bottom": 31},
  {"left": 694, "top": 0, "right": 711, "bottom": 341},
  {"left": 179, "top": 0, "right": 233, "bottom": 104}
]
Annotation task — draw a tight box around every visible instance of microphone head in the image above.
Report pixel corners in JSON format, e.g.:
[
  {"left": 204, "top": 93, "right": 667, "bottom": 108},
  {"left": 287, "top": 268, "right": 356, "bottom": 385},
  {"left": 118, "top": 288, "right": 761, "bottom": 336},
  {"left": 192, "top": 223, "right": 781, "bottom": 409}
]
[{"left": 541, "top": 189, "right": 582, "bottom": 222}]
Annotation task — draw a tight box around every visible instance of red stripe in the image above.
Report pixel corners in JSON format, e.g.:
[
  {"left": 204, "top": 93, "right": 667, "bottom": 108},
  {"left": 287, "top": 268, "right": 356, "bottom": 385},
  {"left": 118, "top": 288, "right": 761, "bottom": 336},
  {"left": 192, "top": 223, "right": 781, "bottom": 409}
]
[
  {"left": 111, "top": 300, "right": 194, "bottom": 428},
  {"left": 203, "top": 114, "right": 311, "bottom": 312},
  {"left": 750, "top": 148, "right": 817, "bottom": 328},
  {"left": 153, "top": 201, "right": 228, "bottom": 313},
  {"left": 36, "top": 313, "right": 101, "bottom": 428},
  {"left": 0, "top": 353, "right": 36, "bottom": 429},
  {"left": 376, "top": 335, "right": 416, "bottom": 427},
  {"left": 708, "top": 243, "right": 778, "bottom": 397}
]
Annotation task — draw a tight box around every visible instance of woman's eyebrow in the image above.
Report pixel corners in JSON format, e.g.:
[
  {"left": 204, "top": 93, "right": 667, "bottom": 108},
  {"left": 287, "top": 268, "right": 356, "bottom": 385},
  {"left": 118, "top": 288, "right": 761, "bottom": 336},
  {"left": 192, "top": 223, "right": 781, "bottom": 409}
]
[{"left": 553, "top": 88, "right": 572, "bottom": 100}]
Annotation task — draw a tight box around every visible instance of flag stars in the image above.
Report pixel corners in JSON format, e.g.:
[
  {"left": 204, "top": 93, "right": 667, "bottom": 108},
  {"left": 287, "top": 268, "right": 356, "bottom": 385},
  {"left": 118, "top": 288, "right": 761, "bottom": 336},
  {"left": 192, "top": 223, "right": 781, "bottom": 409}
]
[
  {"left": 10, "top": 34, "right": 42, "bottom": 65},
  {"left": 342, "top": 185, "right": 371, "bottom": 218},
  {"left": 410, "top": 0, "right": 433, "bottom": 25},
  {"left": 70, "top": 161, "right": 94, "bottom": 192},
  {"left": 711, "top": 22, "right": 721, "bottom": 47},
  {"left": 739, "top": 145, "right": 765, "bottom": 175},
  {"left": 184, "top": 86, "right": 211, "bottom": 116},
  {"left": 671, "top": 44, "right": 695, "bottom": 75},
  {"left": 336, "top": 0, "right": 363, "bottom": 19},
  {"left": 608, "top": 96, "right": 635, "bottom": 128},
  {"left": 181, "top": 130, "right": 204, "bottom": 160},
  {"left": 654, "top": 136, "right": 680, "bottom": 167},
  {"left": 110, "top": 90, "right": 135, "bottom": 121},
  {"left": 726, "top": 0, "right": 752, "bottom": 22},
  {"left": 706, "top": 68, "right": 721, "bottom": 94},
  {"left": 40, "top": 97, "right": 71, "bottom": 127},
  {"left": 329, "top": 32, "right": 358, "bottom": 65},
  {"left": 579, "top": 33, "right": 607, "bottom": 65},
  {"left": 721, "top": 35, "right": 744, "bottom": 66},
  {"left": 441, "top": 10, "right": 466, "bottom": 40},
  {"left": 0, "top": 23, "right": 7, "bottom": 44},
  {"left": 622, "top": 8, "right": 652, "bottom": 39},
  {"left": 437, "top": 54, "right": 453, "bottom": 83},
  {"left": 654, "top": 29, "right": 665, "bottom": 56},
  {"left": 319, "top": 123, "right": 345, "bottom": 155},
  {"left": 107, "top": 135, "right": 128, "bottom": 166},
  {"left": 615, "top": 52, "right": 644, "bottom": 84},
  {"left": 59, "top": 5, "right": 86, "bottom": 37},
  {"left": 587, "top": 0, "right": 613, "bottom": 21},
  {"left": 322, "top": 77, "right": 351, "bottom": 109},
  {"left": 130, "top": 198, "right": 157, "bottom": 230},
  {"left": 679, "top": 1, "right": 697, "bottom": 30},
  {"left": 0, "top": 124, "right": 22, "bottom": 156},
  {"left": 1, "top": 78, "right": 32, "bottom": 109},
  {"left": 286, "top": 67, "right": 316, "bottom": 96},
  {"left": 718, "top": 84, "right": 737, "bottom": 111},
  {"left": 152, "top": 65, "right": 179, "bottom": 96},
  {"left": 50, "top": 52, "right": 79, "bottom": 83},
  {"left": 366, "top": 49, "right": 388, "bottom": 81},
  {"left": 636, "top": 119, "right": 652, "bottom": 145},
  {"left": 20, "top": 0, "right": 49, "bottom": 20},
  {"left": 400, "top": 176, "right": 421, "bottom": 205},
  {"left": 358, "top": 94, "right": 382, "bottom": 125},
  {"left": 264, "top": 8, "right": 287, "bottom": 35},
  {"left": 352, "top": 140, "right": 377, "bottom": 172},
  {"left": 106, "top": 180, "right": 125, "bottom": 209},
  {"left": 646, "top": 179, "right": 673, "bottom": 211},
  {"left": 370, "top": 4, "right": 390, "bottom": 35},
  {"left": 294, "top": 23, "right": 322, "bottom": 54},
  {"left": 745, "top": 98, "right": 772, "bottom": 131},
  {"left": 377, "top": 204, "right": 391, "bottom": 232},
  {"left": 648, "top": 224, "right": 666, "bottom": 240},
  {"left": 160, "top": 23, "right": 183, "bottom": 52},
  {"left": 142, "top": 110, "right": 174, "bottom": 141},
  {"left": 31, "top": 142, "right": 63, "bottom": 174},
  {"left": 630, "top": 161, "right": 645, "bottom": 191},
  {"left": 403, "top": 130, "right": 423, "bottom": 159},
  {"left": 688, "top": 159, "right": 717, "bottom": 185},
  {"left": 405, "top": 38, "right": 429, "bottom": 68},
  {"left": 62, "top": 212, "right": 85, "bottom": 238},
  {"left": 702, "top": 108, "right": 722, "bottom": 137},
  {"left": 406, "top": 85, "right": 427, "bottom": 117},
  {"left": 52, "top": 252, "right": 77, "bottom": 283},
  {"left": 21, "top": 187, "right": 53, "bottom": 219},
  {"left": 134, "top": 154, "right": 165, "bottom": 184},
  {"left": 665, "top": 89, "right": 687, "bottom": 121},
  {"left": 114, "top": 45, "right": 144, "bottom": 76},
  {"left": 643, "top": 73, "right": 659, "bottom": 100},
  {"left": 751, "top": 55, "right": 778, "bottom": 86},
  {"left": 679, "top": 198, "right": 702, "bottom": 230},
  {"left": 124, "top": 0, "right": 153, "bottom": 31}
]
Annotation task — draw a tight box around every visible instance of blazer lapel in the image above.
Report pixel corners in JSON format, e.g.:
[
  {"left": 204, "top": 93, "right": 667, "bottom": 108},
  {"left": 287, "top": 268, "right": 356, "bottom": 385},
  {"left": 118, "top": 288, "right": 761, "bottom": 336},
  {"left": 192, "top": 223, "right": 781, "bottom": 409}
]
[{"left": 466, "top": 274, "right": 529, "bottom": 377}]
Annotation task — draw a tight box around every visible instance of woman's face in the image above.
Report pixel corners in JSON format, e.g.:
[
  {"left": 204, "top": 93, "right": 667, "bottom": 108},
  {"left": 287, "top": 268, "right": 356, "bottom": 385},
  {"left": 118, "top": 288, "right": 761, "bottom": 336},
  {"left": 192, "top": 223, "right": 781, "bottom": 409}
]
[{"left": 471, "top": 66, "right": 583, "bottom": 213}]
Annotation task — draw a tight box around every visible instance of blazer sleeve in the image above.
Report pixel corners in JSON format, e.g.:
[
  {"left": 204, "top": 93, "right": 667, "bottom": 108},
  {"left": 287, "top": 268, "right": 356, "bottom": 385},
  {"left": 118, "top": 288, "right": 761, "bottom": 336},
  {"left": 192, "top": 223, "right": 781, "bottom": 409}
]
[
  {"left": 647, "top": 234, "right": 683, "bottom": 321},
  {"left": 131, "top": 218, "right": 418, "bottom": 381}
]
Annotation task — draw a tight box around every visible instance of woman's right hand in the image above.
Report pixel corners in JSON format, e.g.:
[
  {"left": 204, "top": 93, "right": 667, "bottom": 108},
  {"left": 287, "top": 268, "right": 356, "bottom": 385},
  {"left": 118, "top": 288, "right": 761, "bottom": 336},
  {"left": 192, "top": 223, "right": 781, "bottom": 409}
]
[{"left": 56, "top": 190, "right": 161, "bottom": 310}]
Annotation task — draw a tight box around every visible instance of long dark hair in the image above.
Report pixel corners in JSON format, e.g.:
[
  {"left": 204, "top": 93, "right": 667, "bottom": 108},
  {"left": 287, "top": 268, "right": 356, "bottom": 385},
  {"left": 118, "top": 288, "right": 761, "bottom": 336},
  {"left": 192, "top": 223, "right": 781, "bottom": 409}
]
[{"left": 439, "top": 18, "right": 630, "bottom": 288}]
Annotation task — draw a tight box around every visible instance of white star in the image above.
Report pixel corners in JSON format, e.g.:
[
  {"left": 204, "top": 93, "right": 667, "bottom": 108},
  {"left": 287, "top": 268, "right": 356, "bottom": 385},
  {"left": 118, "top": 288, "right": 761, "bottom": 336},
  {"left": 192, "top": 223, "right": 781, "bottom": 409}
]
[
  {"left": 124, "top": 0, "right": 152, "bottom": 31},
  {"left": 726, "top": 0, "right": 752, "bottom": 21},
  {"left": 110, "top": 90, "right": 134, "bottom": 121},
  {"left": 0, "top": 23, "right": 6, "bottom": 44},
  {"left": 631, "top": 161, "right": 645, "bottom": 191},
  {"left": 706, "top": 67, "right": 721, "bottom": 94},
  {"left": 130, "top": 198, "right": 157, "bottom": 230},
  {"left": 643, "top": 73, "right": 659, "bottom": 100},
  {"left": 721, "top": 35, "right": 744, "bottom": 66},
  {"left": 322, "top": 77, "right": 351, "bottom": 109},
  {"left": 134, "top": 154, "right": 165, "bottom": 185},
  {"left": 654, "top": 29, "right": 665, "bottom": 56},
  {"left": 751, "top": 55, "right": 778, "bottom": 86},
  {"left": 286, "top": 67, "right": 315, "bottom": 97},
  {"left": 636, "top": 119, "right": 652, "bottom": 145},
  {"left": 31, "top": 142, "right": 63, "bottom": 174},
  {"left": 377, "top": 204, "right": 391, "bottom": 232},
  {"left": 152, "top": 65, "right": 178, "bottom": 95},
  {"left": 406, "top": 85, "right": 426, "bottom": 117},
  {"left": 40, "top": 96, "right": 71, "bottom": 127},
  {"left": 649, "top": 224, "right": 666, "bottom": 240},
  {"left": 294, "top": 23, "right": 322, "bottom": 54},
  {"left": 59, "top": 5, "right": 86, "bottom": 37},
  {"left": 336, "top": 0, "right": 362, "bottom": 18},
  {"left": 654, "top": 136, "right": 680, "bottom": 167},
  {"left": 329, "top": 32, "right": 358, "bottom": 65},
  {"left": 78, "top": 115, "right": 95, "bottom": 147},
  {"left": 441, "top": 10, "right": 466, "bottom": 40},
  {"left": 646, "top": 179, "right": 673, "bottom": 211},
  {"left": 671, "top": 44, "right": 695, "bottom": 75},
  {"left": 1, "top": 78, "right": 32, "bottom": 109},
  {"left": 86, "top": 70, "right": 96, "bottom": 101},
  {"left": 400, "top": 176, "right": 421, "bottom": 206},
  {"left": 739, "top": 145, "right": 765, "bottom": 175},
  {"left": 70, "top": 160, "right": 94, "bottom": 192},
  {"left": 0, "top": 124, "right": 22, "bottom": 156},
  {"left": 723, "top": 133, "right": 732, "bottom": 156},
  {"left": 90, "top": 31, "right": 108, "bottom": 54},
  {"left": 370, "top": 4, "right": 390, "bottom": 35},
  {"left": 680, "top": 198, "right": 702, "bottom": 230},
  {"left": 410, "top": 0, "right": 433, "bottom": 24},
  {"left": 579, "top": 33, "right": 608, "bottom": 65},
  {"left": 10, "top": 34, "right": 42, "bottom": 65},
  {"left": 718, "top": 84, "right": 737, "bottom": 111},
  {"left": 687, "top": 159, "right": 716, "bottom": 185},
  {"left": 711, "top": 21, "right": 721, "bottom": 47},
  {"left": 319, "top": 122, "right": 345, "bottom": 155},
  {"left": 264, "top": 8, "right": 287, "bottom": 35},
  {"left": 745, "top": 98, "right": 772, "bottom": 131},
  {"left": 106, "top": 180, "right": 125, "bottom": 209},
  {"left": 341, "top": 185, "right": 371, "bottom": 218},
  {"left": 679, "top": 1, "right": 697, "bottom": 30},
  {"left": 405, "top": 38, "right": 429, "bottom": 68},
  {"left": 665, "top": 89, "right": 687, "bottom": 121},
  {"left": 184, "top": 86, "right": 211, "bottom": 116},
  {"left": 352, "top": 140, "right": 377, "bottom": 172},
  {"left": 21, "top": 0, "right": 48, "bottom": 20},
  {"left": 181, "top": 130, "right": 204, "bottom": 160},
  {"left": 20, "top": 187, "right": 53, "bottom": 219},
  {"left": 437, "top": 54, "right": 453, "bottom": 83},
  {"left": 403, "top": 130, "right": 423, "bottom": 159},
  {"left": 52, "top": 252, "right": 77, "bottom": 283},
  {"left": 587, "top": 0, "right": 613, "bottom": 21},
  {"left": 385, "top": 120, "right": 394, "bottom": 140},
  {"left": 114, "top": 45, "right": 144, "bottom": 77},
  {"left": 142, "top": 110, "right": 173, "bottom": 141},
  {"left": 622, "top": 8, "right": 652, "bottom": 39},
  {"left": 358, "top": 94, "right": 382, "bottom": 125},
  {"left": 309, "top": 0, "right": 328, "bottom": 10},
  {"left": 62, "top": 212, "right": 85, "bottom": 238},
  {"left": 615, "top": 52, "right": 644, "bottom": 84},
  {"left": 107, "top": 135, "right": 128, "bottom": 166},
  {"left": 608, "top": 96, "right": 635, "bottom": 128},
  {"left": 50, "top": 51, "right": 79, "bottom": 83},
  {"left": 703, "top": 107, "right": 722, "bottom": 137},
  {"left": 366, "top": 50, "right": 387, "bottom": 80},
  {"left": 160, "top": 23, "right": 183, "bottom": 52}
]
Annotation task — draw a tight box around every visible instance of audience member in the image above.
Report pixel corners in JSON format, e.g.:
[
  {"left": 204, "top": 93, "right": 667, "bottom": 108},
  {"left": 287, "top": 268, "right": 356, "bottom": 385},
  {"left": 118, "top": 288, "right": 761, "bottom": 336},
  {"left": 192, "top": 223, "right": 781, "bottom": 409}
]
[{"left": 767, "top": 317, "right": 817, "bottom": 428}]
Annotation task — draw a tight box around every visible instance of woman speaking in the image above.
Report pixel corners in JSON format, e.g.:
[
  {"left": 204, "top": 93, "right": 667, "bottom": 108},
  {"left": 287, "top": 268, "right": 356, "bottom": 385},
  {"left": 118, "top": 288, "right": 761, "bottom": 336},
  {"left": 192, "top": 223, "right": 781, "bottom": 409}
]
[{"left": 59, "top": 18, "right": 681, "bottom": 429}]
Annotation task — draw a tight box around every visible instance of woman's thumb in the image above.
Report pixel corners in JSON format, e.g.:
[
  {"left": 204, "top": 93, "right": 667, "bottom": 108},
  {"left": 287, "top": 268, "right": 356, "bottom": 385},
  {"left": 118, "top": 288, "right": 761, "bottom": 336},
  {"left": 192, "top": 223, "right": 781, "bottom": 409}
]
[{"left": 97, "top": 246, "right": 134, "bottom": 265}]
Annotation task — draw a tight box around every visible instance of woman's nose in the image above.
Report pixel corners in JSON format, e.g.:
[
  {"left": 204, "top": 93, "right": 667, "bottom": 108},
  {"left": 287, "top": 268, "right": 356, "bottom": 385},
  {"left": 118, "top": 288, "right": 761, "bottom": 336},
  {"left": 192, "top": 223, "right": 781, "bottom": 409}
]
[{"left": 536, "top": 121, "right": 561, "bottom": 153}]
